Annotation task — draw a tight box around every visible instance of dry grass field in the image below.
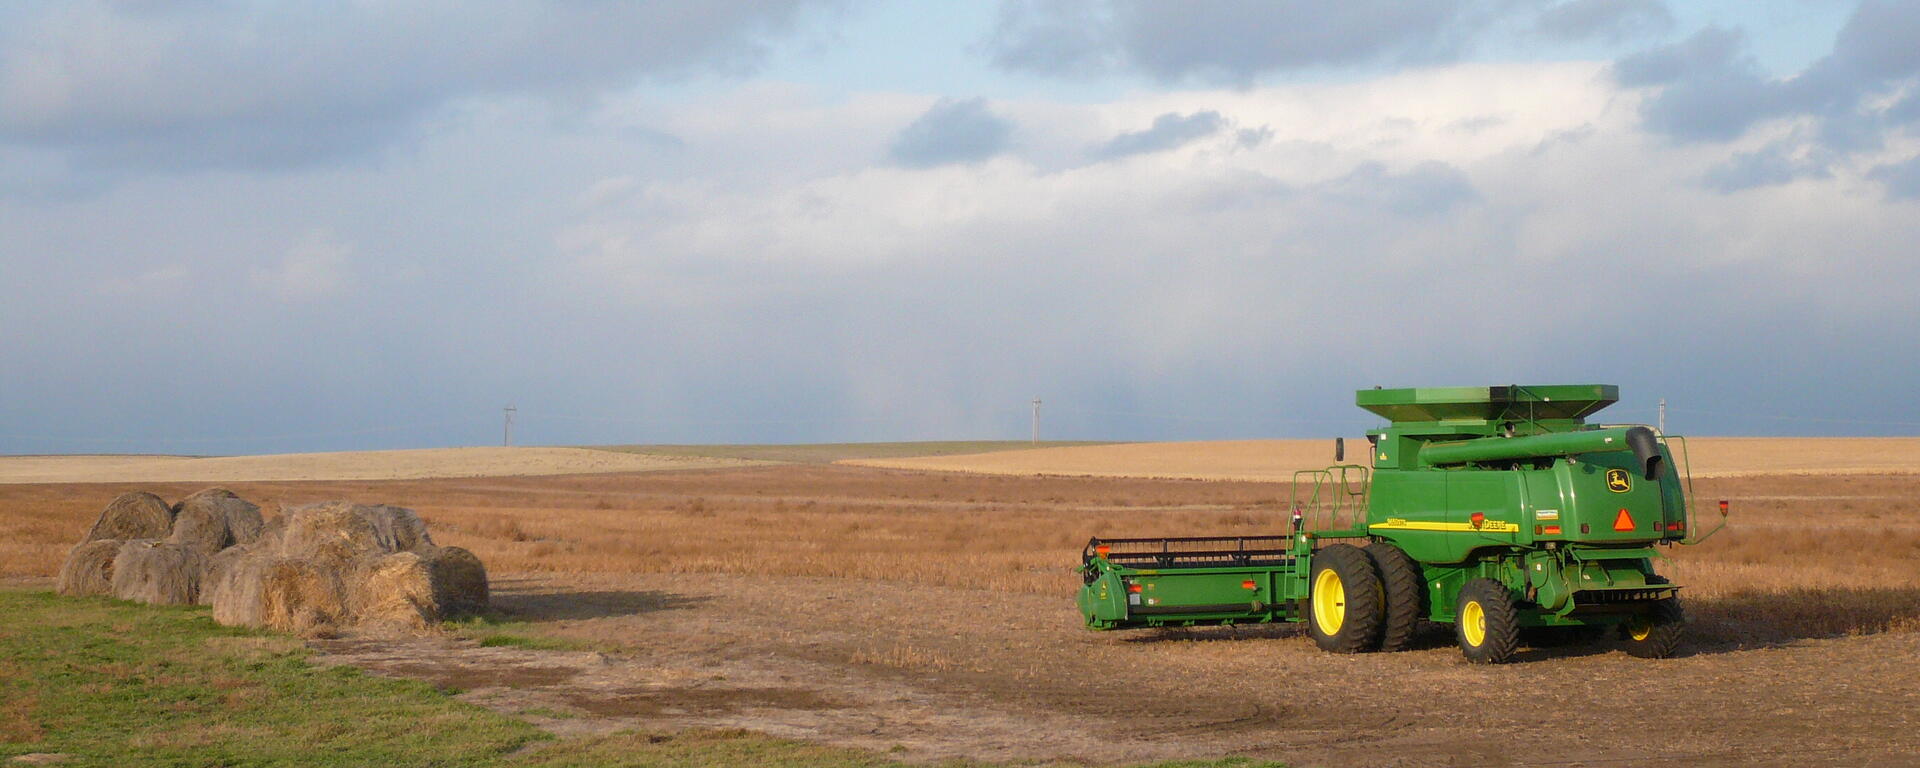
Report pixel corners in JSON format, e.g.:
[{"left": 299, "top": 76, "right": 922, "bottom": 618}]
[
  {"left": 5, "top": 444, "right": 1919, "bottom": 766},
  {"left": 0, "top": 447, "right": 765, "bottom": 484},
  {"left": 843, "top": 437, "right": 1920, "bottom": 480},
  {"left": 3, "top": 456, "right": 1920, "bottom": 760}
]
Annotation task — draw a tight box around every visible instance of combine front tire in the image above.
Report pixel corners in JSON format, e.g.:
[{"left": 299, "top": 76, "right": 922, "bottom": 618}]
[
  {"left": 1306, "top": 544, "right": 1384, "bottom": 653},
  {"left": 1619, "top": 598, "right": 1684, "bottom": 658},
  {"left": 1455, "top": 579, "right": 1520, "bottom": 664},
  {"left": 1366, "top": 543, "right": 1425, "bottom": 652}
]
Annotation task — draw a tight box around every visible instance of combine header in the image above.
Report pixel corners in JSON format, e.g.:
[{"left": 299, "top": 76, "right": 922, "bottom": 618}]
[{"left": 1077, "top": 385, "right": 1727, "bottom": 663}]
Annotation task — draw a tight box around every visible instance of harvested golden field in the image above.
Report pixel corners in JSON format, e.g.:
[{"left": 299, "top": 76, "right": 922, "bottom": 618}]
[
  {"left": 842, "top": 436, "right": 1920, "bottom": 480},
  {"left": 6, "top": 463, "right": 1919, "bottom": 765},
  {"left": 0, "top": 446, "right": 762, "bottom": 484}
]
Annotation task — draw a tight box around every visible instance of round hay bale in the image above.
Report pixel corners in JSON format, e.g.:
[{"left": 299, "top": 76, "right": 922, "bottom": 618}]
[
  {"left": 256, "top": 512, "right": 288, "bottom": 546},
  {"left": 344, "top": 547, "right": 488, "bottom": 631},
  {"left": 347, "top": 552, "right": 438, "bottom": 630},
  {"left": 277, "top": 502, "right": 385, "bottom": 567},
  {"left": 208, "top": 551, "right": 346, "bottom": 635},
  {"left": 198, "top": 544, "right": 254, "bottom": 607},
  {"left": 258, "top": 558, "right": 347, "bottom": 635},
  {"left": 110, "top": 540, "right": 204, "bottom": 605},
  {"left": 366, "top": 505, "right": 435, "bottom": 553},
  {"left": 422, "top": 545, "right": 488, "bottom": 617},
  {"left": 208, "top": 551, "right": 274, "bottom": 627},
  {"left": 169, "top": 488, "right": 263, "bottom": 553},
  {"left": 82, "top": 492, "right": 174, "bottom": 542},
  {"left": 55, "top": 539, "right": 124, "bottom": 597}
]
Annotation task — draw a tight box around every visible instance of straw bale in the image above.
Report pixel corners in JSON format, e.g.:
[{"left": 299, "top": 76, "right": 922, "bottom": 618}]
[
  {"left": 82, "top": 492, "right": 174, "bottom": 542},
  {"left": 258, "top": 558, "right": 347, "bottom": 634},
  {"left": 347, "top": 552, "right": 438, "bottom": 630},
  {"left": 278, "top": 502, "right": 386, "bottom": 565},
  {"left": 366, "top": 504, "right": 435, "bottom": 553},
  {"left": 55, "top": 539, "right": 123, "bottom": 597},
  {"left": 346, "top": 546, "right": 489, "bottom": 629},
  {"left": 169, "top": 488, "right": 263, "bottom": 554},
  {"left": 198, "top": 544, "right": 254, "bottom": 607},
  {"left": 110, "top": 540, "right": 204, "bottom": 605},
  {"left": 208, "top": 551, "right": 274, "bottom": 627},
  {"left": 423, "top": 545, "right": 488, "bottom": 617},
  {"left": 209, "top": 551, "right": 348, "bottom": 634}
]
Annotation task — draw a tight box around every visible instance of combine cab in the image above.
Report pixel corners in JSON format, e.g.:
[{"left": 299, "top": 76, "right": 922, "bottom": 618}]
[{"left": 1078, "top": 385, "right": 1727, "bottom": 663}]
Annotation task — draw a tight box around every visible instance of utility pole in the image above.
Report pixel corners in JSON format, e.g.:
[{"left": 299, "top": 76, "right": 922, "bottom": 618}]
[
  {"left": 1031, "top": 397, "right": 1042, "bottom": 444},
  {"left": 1657, "top": 399, "right": 1666, "bottom": 434},
  {"left": 503, "top": 404, "right": 516, "bottom": 447}
]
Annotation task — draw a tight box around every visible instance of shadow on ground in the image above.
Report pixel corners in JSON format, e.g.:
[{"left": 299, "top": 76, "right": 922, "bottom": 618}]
[
  {"left": 1685, "top": 585, "right": 1920, "bottom": 650},
  {"left": 487, "top": 581, "right": 712, "bottom": 622}
]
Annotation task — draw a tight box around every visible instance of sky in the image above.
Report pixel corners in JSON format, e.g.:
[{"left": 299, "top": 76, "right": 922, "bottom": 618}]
[{"left": 3, "top": 0, "right": 1918, "bottom": 454}]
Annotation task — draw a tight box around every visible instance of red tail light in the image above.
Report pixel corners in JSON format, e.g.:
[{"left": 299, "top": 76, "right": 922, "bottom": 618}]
[
  {"left": 1241, "top": 580, "right": 1257, "bottom": 590},
  {"left": 1126, "top": 583, "right": 1142, "bottom": 593},
  {"left": 1470, "top": 512, "right": 1486, "bottom": 527},
  {"left": 1543, "top": 525, "right": 1562, "bottom": 535}
]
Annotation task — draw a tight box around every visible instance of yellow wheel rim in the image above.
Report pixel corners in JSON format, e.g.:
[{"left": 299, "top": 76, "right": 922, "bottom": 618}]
[
  {"left": 1461, "top": 600, "right": 1486, "bottom": 647},
  {"left": 1312, "top": 568, "right": 1346, "bottom": 635},
  {"left": 1628, "top": 618, "right": 1653, "bottom": 641}
]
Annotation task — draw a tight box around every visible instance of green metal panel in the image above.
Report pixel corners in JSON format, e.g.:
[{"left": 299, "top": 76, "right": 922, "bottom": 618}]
[
  {"left": 1356, "top": 384, "right": 1617, "bottom": 423},
  {"left": 1419, "top": 427, "right": 1641, "bottom": 467}
]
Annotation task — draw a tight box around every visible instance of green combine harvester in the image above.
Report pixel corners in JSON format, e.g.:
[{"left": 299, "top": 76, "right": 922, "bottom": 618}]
[{"left": 1077, "top": 385, "right": 1727, "bottom": 663}]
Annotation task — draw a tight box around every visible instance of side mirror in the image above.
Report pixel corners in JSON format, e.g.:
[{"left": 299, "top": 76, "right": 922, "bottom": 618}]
[{"left": 1334, "top": 437, "right": 1345, "bottom": 463}]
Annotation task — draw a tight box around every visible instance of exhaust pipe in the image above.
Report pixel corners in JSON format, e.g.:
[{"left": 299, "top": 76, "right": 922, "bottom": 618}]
[{"left": 1626, "top": 426, "right": 1662, "bottom": 480}]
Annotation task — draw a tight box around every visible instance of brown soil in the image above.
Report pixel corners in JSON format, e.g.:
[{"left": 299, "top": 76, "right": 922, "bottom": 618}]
[{"left": 6, "top": 465, "right": 1920, "bottom": 766}]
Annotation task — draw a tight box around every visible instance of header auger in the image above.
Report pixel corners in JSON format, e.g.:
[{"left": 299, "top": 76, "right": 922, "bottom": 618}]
[{"left": 1077, "top": 384, "right": 1728, "bottom": 663}]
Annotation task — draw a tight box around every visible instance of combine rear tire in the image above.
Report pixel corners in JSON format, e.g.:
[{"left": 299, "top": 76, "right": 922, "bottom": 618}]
[
  {"left": 1366, "top": 543, "right": 1425, "bottom": 652},
  {"left": 1455, "top": 579, "right": 1520, "bottom": 664},
  {"left": 1619, "top": 598, "right": 1684, "bottom": 658},
  {"left": 1305, "top": 544, "right": 1384, "bottom": 653}
]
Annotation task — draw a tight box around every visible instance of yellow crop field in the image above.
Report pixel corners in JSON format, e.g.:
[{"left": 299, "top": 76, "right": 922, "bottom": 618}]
[{"left": 841, "top": 437, "right": 1920, "bottom": 480}]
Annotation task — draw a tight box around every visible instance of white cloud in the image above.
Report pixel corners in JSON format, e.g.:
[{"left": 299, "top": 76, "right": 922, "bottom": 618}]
[{"left": 250, "top": 233, "right": 351, "bottom": 301}]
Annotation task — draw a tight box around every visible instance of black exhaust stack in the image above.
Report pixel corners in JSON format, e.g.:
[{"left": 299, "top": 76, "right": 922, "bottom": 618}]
[{"left": 1626, "top": 426, "right": 1662, "bottom": 480}]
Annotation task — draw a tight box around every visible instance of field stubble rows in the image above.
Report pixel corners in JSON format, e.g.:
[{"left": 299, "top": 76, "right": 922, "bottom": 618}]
[{"left": 5, "top": 464, "right": 1919, "bottom": 765}]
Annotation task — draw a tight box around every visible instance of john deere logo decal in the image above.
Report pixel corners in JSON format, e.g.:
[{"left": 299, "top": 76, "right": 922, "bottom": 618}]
[{"left": 1605, "top": 468, "right": 1632, "bottom": 493}]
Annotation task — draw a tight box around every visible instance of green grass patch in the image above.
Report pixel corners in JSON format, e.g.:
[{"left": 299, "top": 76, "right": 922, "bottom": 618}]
[
  {"left": 588, "top": 441, "right": 1114, "bottom": 464},
  {"left": 0, "top": 588, "right": 1277, "bottom": 767}
]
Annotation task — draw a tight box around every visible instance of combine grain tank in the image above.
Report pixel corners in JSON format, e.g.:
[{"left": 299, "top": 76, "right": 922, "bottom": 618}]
[{"left": 1077, "top": 385, "right": 1728, "bottom": 663}]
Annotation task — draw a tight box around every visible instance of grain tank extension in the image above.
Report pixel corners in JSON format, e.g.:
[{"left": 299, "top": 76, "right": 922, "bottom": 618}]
[{"left": 1077, "top": 385, "right": 1727, "bottom": 663}]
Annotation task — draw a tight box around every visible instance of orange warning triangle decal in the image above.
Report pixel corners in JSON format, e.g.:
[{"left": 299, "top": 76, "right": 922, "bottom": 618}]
[{"left": 1613, "top": 508, "right": 1636, "bottom": 531}]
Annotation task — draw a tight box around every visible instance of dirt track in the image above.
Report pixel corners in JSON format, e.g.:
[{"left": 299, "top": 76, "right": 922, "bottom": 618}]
[{"left": 9, "top": 463, "right": 1920, "bottom": 766}]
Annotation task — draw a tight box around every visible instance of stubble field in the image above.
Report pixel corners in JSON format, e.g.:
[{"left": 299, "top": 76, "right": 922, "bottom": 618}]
[{"left": 3, "top": 443, "right": 1918, "bottom": 766}]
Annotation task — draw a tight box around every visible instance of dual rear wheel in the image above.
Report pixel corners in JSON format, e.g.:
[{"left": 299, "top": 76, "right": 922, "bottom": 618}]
[
  {"left": 1308, "top": 543, "right": 1684, "bottom": 663},
  {"left": 1304, "top": 542, "right": 1425, "bottom": 654}
]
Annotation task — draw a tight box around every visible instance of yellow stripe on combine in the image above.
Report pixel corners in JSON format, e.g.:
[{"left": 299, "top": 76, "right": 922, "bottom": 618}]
[{"left": 1370, "top": 517, "right": 1522, "bottom": 534}]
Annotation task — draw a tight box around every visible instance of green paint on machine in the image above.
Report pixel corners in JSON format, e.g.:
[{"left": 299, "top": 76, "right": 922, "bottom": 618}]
[{"left": 1077, "top": 385, "right": 1727, "bottom": 663}]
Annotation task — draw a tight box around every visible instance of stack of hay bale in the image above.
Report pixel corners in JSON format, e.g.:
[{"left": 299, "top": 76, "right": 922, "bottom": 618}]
[{"left": 55, "top": 491, "right": 487, "bottom": 635}]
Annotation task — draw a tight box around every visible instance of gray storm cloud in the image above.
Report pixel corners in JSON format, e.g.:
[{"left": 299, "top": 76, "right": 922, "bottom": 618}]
[
  {"left": 1612, "top": 1, "right": 1920, "bottom": 197},
  {"left": 887, "top": 98, "right": 1015, "bottom": 167},
  {"left": 0, "top": 0, "right": 839, "bottom": 173},
  {"left": 1090, "top": 111, "right": 1227, "bottom": 160},
  {"left": 985, "top": 0, "right": 1538, "bottom": 83}
]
